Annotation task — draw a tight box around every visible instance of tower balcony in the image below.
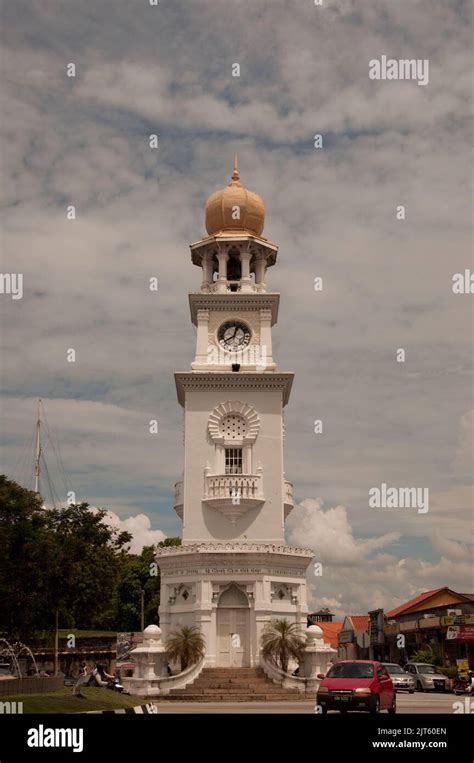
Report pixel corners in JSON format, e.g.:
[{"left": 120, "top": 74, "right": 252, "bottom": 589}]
[
  {"left": 203, "top": 473, "right": 264, "bottom": 523},
  {"left": 284, "top": 479, "right": 294, "bottom": 519},
  {"left": 174, "top": 480, "right": 184, "bottom": 519}
]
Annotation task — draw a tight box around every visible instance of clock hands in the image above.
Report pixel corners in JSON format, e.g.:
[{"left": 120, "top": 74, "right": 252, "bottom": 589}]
[{"left": 219, "top": 322, "right": 250, "bottom": 351}]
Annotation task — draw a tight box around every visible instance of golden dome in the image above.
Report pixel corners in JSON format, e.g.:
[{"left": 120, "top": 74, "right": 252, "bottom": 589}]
[{"left": 205, "top": 156, "right": 265, "bottom": 237}]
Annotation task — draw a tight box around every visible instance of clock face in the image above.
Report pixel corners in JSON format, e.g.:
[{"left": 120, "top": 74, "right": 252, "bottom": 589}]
[{"left": 218, "top": 320, "right": 251, "bottom": 352}]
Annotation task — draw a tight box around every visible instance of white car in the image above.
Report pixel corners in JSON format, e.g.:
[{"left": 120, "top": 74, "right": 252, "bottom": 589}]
[
  {"left": 382, "top": 663, "right": 415, "bottom": 693},
  {"left": 404, "top": 662, "right": 448, "bottom": 692}
]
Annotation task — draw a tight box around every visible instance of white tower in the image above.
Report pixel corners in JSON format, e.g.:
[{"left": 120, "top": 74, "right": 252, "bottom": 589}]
[{"left": 157, "top": 159, "right": 313, "bottom": 668}]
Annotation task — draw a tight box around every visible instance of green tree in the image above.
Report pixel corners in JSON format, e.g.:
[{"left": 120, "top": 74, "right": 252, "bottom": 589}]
[
  {"left": 115, "top": 538, "right": 181, "bottom": 631},
  {"left": 0, "top": 475, "right": 183, "bottom": 637},
  {"left": 158, "top": 537, "right": 182, "bottom": 548},
  {"left": 0, "top": 476, "right": 55, "bottom": 635},
  {"left": 0, "top": 477, "right": 131, "bottom": 635},
  {"left": 165, "top": 625, "right": 205, "bottom": 672},
  {"left": 409, "top": 648, "right": 440, "bottom": 666},
  {"left": 46, "top": 503, "right": 132, "bottom": 630},
  {"left": 116, "top": 546, "right": 158, "bottom": 631},
  {"left": 261, "top": 618, "right": 305, "bottom": 673}
]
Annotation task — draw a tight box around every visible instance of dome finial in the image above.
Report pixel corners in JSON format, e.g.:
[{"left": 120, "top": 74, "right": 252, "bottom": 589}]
[
  {"left": 205, "top": 158, "right": 265, "bottom": 236},
  {"left": 231, "top": 153, "right": 240, "bottom": 184}
]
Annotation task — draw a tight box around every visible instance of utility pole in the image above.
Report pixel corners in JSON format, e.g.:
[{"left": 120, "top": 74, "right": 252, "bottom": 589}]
[
  {"left": 54, "top": 609, "right": 59, "bottom": 676},
  {"left": 140, "top": 589, "right": 145, "bottom": 632},
  {"left": 34, "top": 398, "right": 42, "bottom": 495}
]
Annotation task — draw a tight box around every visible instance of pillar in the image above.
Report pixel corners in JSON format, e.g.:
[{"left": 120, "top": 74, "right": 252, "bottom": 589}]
[
  {"left": 240, "top": 250, "right": 252, "bottom": 292},
  {"left": 254, "top": 254, "right": 266, "bottom": 291},
  {"left": 259, "top": 309, "right": 273, "bottom": 365},
  {"left": 201, "top": 251, "right": 213, "bottom": 291},
  {"left": 192, "top": 309, "right": 210, "bottom": 367},
  {"left": 216, "top": 251, "right": 228, "bottom": 292}
]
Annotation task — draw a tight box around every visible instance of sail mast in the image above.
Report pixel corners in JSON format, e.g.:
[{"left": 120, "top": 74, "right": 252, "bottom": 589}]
[{"left": 34, "top": 398, "right": 42, "bottom": 495}]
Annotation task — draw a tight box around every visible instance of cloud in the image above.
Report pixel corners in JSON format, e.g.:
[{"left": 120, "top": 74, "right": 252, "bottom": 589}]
[
  {"left": 429, "top": 532, "right": 473, "bottom": 563},
  {"left": 101, "top": 508, "right": 166, "bottom": 555},
  {"left": 287, "top": 498, "right": 400, "bottom": 565},
  {"left": 453, "top": 409, "right": 474, "bottom": 473},
  {"left": 288, "top": 498, "right": 473, "bottom": 616}
]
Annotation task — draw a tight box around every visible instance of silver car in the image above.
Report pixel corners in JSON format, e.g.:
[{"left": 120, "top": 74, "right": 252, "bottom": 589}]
[
  {"left": 382, "top": 663, "right": 415, "bottom": 693},
  {"left": 404, "top": 662, "right": 449, "bottom": 692}
]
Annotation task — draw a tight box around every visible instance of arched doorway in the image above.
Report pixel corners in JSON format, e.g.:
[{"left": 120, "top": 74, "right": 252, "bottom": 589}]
[{"left": 216, "top": 585, "right": 250, "bottom": 667}]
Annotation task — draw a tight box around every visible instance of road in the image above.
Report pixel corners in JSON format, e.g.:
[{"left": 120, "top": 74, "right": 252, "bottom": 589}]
[{"left": 156, "top": 691, "right": 464, "bottom": 714}]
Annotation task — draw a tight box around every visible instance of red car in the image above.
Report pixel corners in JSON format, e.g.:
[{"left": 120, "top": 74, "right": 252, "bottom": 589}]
[{"left": 316, "top": 660, "right": 396, "bottom": 714}]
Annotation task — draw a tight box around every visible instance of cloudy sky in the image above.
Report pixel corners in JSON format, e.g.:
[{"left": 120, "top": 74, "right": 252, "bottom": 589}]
[{"left": 1, "top": 0, "right": 472, "bottom": 616}]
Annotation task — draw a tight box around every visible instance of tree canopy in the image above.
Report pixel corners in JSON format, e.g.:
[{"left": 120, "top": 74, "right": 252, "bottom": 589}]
[{"left": 0, "top": 475, "right": 180, "bottom": 638}]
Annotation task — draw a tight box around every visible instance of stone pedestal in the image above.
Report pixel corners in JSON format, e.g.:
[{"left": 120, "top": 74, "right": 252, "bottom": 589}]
[
  {"left": 301, "top": 625, "right": 337, "bottom": 690},
  {"left": 122, "top": 625, "right": 168, "bottom": 696}
]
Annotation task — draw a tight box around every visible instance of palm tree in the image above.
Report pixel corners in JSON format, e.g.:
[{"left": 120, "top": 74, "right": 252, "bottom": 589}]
[
  {"left": 261, "top": 618, "right": 305, "bottom": 674},
  {"left": 165, "top": 625, "right": 205, "bottom": 672}
]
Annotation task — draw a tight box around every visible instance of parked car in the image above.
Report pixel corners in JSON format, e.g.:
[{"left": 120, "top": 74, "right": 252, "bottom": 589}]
[
  {"left": 382, "top": 663, "right": 415, "bottom": 693},
  {"left": 316, "top": 660, "right": 396, "bottom": 714},
  {"left": 404, "top": 662, "right": 449, "bottom": 692}
]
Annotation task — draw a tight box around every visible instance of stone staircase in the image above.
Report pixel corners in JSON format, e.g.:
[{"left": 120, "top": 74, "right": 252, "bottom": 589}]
[{"left": 162, "top": 667, "right": 311, "bottom": 702}]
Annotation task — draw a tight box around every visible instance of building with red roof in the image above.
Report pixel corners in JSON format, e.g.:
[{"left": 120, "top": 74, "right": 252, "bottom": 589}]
[
  {"left": 384, "top": 587, "right": 474, "bottom": 668},
  {"left": 338, "top": 615, "right": 370, "bottom": 660}
]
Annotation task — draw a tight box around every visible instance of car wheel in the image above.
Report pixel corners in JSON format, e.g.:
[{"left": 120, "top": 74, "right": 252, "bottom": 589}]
[
  {"left": 371, "top": 695, "right": 381, "bottom": 714},
  {"left": 388, "top": 695, "right": 396, "bottom": 715}
]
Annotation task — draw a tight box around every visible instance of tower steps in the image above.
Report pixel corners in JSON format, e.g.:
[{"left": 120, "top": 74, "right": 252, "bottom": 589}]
[{"left": 162, "top": 667, "right": 311, "bottom": 702}]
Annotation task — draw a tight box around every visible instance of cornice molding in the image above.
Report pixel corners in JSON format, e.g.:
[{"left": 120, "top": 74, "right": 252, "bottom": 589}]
[
  {"left": 188, "top": 292, "right": 280, "bottom": 326},
  {"left": 174, "top": 372, "right": 294, "bottom": 407},
  {"left": 156, "top": 542, "right": 314, "bottom": 558}
]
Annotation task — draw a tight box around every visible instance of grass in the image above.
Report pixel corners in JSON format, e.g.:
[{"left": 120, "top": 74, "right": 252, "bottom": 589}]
[{"left": 1, "top": 687, "right": 144, "bottom": 713}]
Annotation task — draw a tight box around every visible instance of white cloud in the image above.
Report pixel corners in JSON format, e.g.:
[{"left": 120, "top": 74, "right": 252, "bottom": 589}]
[
  {"left": 288, "top": 498, "right": 473, "bottom": 617},
  {"left": 430, "top": 532, "right": 473, "bottom": 563},
  {"left": 287, "top": 498, "right": 400, "bottom": 565},
  {"left": 453, "top": 409, "right": 474, "bottom": 473},
  {"left": 101, "top": 508, "right": 166, "bottom": 555}
]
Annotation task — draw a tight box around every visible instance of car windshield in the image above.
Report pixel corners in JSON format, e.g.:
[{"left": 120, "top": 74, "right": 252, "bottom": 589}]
[
  {"left": 418, "top": 665, "right": 437, "bottom": 674},
  {"left": 385, "top": 665, "right": 404, "bottom": 674},
  {"left": 327, "top": 663, "right": 374, "bottom": 679}
]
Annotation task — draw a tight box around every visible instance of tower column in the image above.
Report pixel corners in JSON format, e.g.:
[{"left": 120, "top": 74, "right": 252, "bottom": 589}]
[
  {"left": 192, "top": 309, "right": 210, "bottom": 367},
  {"left": 255, "top": 254, "right": 266, "bottom": 291},
  {"left": 216, "top": 251, "right": 229, "bottom": 292},
  {"left": 259, "top": 309, "right": 273, "bottom": 365},
  {"left": 201, "top": 251, "right": 213, "bottom": 290},
  {"left": 240, "top": 250, "right": 252, "bottom": 293}
]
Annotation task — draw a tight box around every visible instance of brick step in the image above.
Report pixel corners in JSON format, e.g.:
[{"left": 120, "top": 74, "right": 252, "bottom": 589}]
[
  {"left": 162, "top": 667, "right": 309, "bottom": 702},
  {"left": 163, "top": 693, "right": 310, "bottom": 702},
  {"left": 189, "top": 676, "right": 267, "bottom": 686},
  {"left": 199, "top": 670, "right": 264, "bottom": 677},
  {"left": 173, "top": 685, "right": 299, "bottom": 696},
  {"left": 191, "top": 681, "right": 286, "bottom": 692}
]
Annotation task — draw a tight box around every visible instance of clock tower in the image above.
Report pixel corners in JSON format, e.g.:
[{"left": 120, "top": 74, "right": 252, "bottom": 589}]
[{"left": 156, "top": 158, "right": 313, "bottom": 668}]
